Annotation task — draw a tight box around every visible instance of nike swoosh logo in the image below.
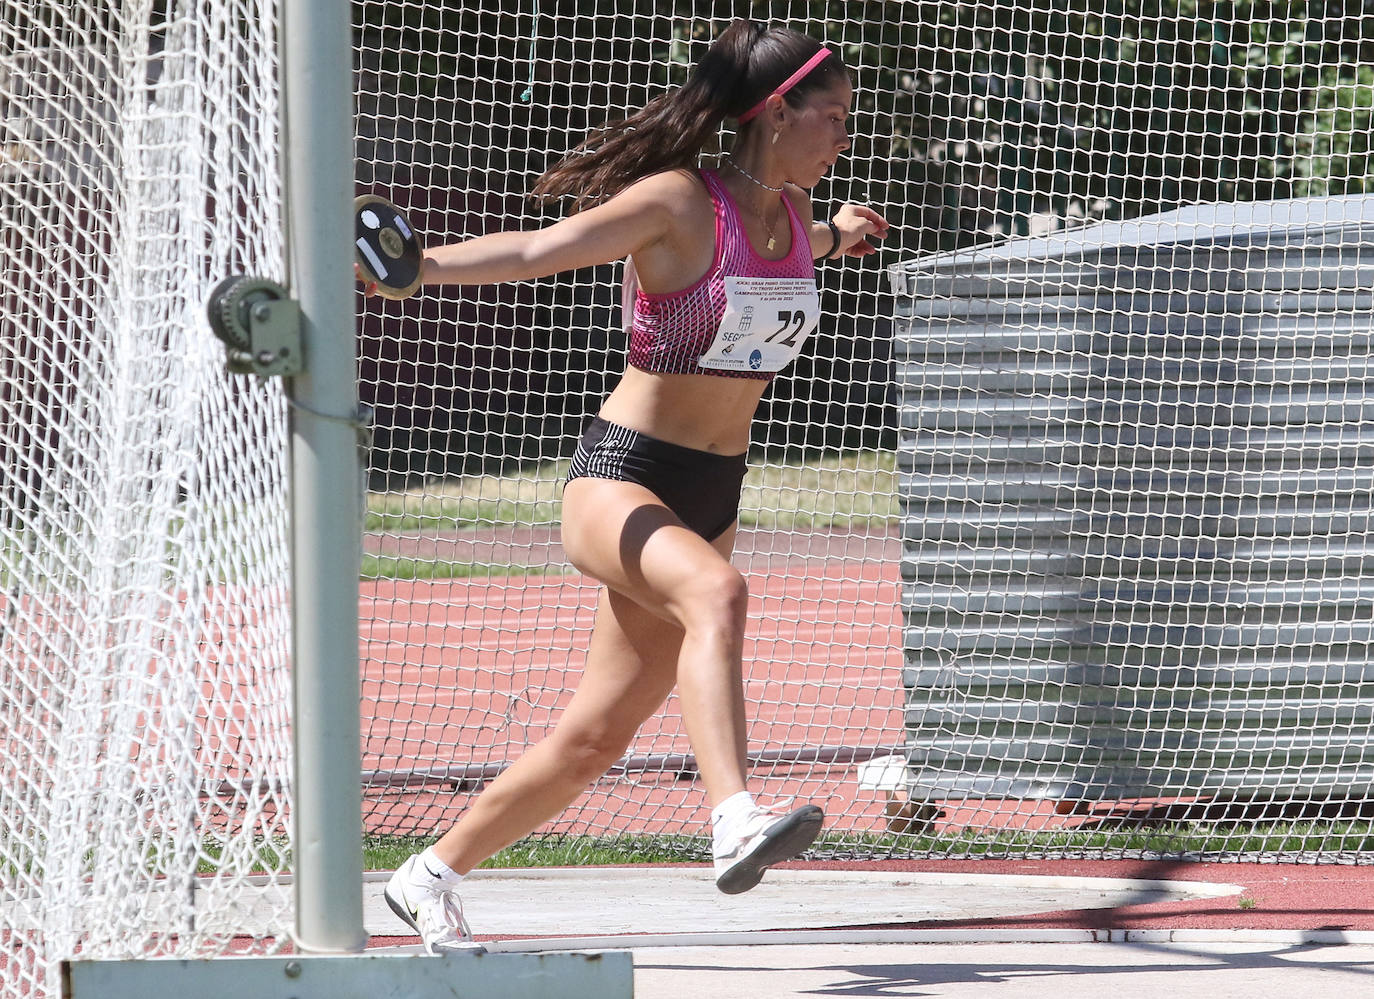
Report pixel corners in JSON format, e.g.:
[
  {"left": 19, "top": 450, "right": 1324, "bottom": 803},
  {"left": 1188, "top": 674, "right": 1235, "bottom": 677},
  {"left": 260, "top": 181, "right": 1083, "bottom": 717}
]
[{"left": 392, "top": 884, "right": 420, "bottom": 919}]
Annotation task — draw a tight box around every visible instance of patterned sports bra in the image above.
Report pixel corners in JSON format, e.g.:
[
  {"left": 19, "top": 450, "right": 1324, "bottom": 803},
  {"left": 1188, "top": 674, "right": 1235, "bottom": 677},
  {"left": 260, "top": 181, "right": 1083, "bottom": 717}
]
[{"left": 624, "top": 168, "right": 818, "bottom": 381}]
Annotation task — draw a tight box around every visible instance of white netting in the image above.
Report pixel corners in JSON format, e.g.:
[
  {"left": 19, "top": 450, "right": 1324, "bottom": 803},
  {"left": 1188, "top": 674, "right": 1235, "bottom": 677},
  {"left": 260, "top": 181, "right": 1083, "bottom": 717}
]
[
  {"left": 5, "top": 8, "right": 1373, "bottom": 990},
  {"left": 893, "top": 195, "right": 1374, "bottom": 859},
  {"left": 352, "top": 2, "right": 900, "bottom": 852},
  {"left": 1, "top": 3, "right": 291, "bottom": 997},
  {"left": 353, "top": 1, "right": 1374, "bottom": 862}
]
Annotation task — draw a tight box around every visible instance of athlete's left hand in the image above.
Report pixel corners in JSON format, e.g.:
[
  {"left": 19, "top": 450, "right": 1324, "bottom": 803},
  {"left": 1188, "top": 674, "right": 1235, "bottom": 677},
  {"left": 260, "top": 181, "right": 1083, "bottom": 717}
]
[{"left": 832, "top": 204, "right": 890, "bottom": 258}]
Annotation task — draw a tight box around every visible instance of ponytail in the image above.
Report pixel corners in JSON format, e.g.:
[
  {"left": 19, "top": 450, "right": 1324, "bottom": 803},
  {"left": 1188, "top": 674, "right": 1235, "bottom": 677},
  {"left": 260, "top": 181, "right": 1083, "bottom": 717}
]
[{"left": 532, "top": 19, "right": 845, "bottom": 211}]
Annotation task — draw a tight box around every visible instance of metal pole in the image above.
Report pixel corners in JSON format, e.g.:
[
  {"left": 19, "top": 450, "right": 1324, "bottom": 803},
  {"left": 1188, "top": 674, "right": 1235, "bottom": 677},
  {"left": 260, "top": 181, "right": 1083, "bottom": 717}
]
[{"left": 281, "top": 0, "right": 367, "bottom": 953}]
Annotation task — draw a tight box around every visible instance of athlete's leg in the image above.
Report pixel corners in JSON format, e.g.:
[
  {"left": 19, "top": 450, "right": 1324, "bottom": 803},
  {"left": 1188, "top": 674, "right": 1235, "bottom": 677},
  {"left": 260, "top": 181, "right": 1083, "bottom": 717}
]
[
  {"left": 429, "top": 581, "right": 684, "bottom": 873},
  {"left": 559, "top": 476, "right": 750, "bottom": 805},
  {"left": 558, "top": 483, "right": 822, "bottom": 894}
]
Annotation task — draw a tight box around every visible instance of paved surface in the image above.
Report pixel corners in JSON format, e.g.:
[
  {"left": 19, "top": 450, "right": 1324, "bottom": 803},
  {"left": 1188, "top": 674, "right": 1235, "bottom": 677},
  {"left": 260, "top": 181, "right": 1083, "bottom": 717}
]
[
  {"left": 363, "top": 867, "right": 1243, "bottom": 939},
  {"left": 631, "top": 940, "right": 1374, "bottom": 998},
  {"left": 363, "top": 865, "right": 1374, "bottom": 997}
]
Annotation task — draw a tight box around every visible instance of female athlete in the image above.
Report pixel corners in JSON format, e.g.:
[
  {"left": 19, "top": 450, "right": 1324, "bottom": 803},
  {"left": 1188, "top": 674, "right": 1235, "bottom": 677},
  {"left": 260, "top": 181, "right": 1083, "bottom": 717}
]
[{"left": 367, "top": 18, "right": 889, "bottom": 950}]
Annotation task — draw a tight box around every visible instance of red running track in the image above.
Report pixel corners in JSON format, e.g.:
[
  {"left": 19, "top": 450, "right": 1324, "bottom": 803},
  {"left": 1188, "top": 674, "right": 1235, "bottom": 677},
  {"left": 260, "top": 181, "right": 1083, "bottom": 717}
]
[
  {"left": 358, "top": 526, "right": 907, "bottom": 838},
  {"left": 357, "top": 521, "right": 1374, "bottom": 938}
]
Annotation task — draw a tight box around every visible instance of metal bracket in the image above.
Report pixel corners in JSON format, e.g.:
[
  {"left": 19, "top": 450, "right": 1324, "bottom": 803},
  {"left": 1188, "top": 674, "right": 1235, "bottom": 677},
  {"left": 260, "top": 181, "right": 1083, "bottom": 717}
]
[
  {"left": 235, "top": 296, "right": 303, "bottom": 377},
  {"left": 206, "top": 275, "right": 304, "bottom": 377}
]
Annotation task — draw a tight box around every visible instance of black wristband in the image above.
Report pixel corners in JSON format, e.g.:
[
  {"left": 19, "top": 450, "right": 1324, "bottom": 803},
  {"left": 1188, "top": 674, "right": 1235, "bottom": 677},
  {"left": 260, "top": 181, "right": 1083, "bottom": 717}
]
[{"left": 824, "top": 219, "right": 841, "bottom": 259}]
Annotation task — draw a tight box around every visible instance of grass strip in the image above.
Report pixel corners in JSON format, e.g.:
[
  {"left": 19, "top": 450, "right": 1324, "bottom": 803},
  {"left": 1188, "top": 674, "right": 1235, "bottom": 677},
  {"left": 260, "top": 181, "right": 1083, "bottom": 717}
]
[
  {"left": 358, "top": 820, "right": 1374, "bottom": 871},
  {"left": 361, "top": 555, "right": 572, "bottom": 580},
  {"left": 366, "top": 449, "right": 899, "bottom": 535}
]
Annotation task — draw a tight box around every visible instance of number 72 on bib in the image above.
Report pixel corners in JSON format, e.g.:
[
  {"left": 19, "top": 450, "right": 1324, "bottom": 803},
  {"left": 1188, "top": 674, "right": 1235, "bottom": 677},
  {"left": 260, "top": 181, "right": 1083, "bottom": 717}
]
[{"left": 697, "top": 276, "right": 821, "bottom": 374}]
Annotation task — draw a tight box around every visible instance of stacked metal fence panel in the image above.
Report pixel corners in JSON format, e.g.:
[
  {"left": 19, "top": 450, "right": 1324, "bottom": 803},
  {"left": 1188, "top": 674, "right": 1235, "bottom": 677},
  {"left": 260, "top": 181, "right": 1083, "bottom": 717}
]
[{"left": 890, "top": 195, "right": 1374, "bottom": 808}]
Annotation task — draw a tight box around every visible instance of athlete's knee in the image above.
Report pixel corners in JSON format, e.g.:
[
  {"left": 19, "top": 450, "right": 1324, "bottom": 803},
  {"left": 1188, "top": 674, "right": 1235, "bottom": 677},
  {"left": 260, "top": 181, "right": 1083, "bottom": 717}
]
[
  {"left": 552, "top": 721, "right": 636, "bottom": 781},
  {"left": 673, "top": 565, "right": 749, "bottom": 637}
]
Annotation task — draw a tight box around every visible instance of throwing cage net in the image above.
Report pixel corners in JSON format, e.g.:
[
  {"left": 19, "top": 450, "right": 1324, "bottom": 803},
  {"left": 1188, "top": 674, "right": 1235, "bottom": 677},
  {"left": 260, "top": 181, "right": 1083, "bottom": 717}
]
[
  {"left": 354, "top": 1, "right": 1374, "bottom": 862},
  {"left": 4, "top": 3, "right": 1374, "bottom": 995},
  {"left": 353, "top": 3, "right": 900, "bottom": 852},
  {"left": 2, "top": 3, "right": 292, "bottom": 997}
]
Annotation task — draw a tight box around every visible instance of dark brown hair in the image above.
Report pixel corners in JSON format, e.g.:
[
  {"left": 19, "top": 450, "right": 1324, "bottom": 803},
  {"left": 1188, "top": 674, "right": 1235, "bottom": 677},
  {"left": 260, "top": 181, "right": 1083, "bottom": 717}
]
[{"left": 532, "top": 19, "right": 847, "bottom": 211}]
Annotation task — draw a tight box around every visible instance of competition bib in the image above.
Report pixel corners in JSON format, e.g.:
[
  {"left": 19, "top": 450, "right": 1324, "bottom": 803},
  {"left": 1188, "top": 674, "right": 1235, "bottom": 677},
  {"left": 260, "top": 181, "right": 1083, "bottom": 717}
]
[{"left": 697, "top": 276, "right": 821, "bottom": 373}]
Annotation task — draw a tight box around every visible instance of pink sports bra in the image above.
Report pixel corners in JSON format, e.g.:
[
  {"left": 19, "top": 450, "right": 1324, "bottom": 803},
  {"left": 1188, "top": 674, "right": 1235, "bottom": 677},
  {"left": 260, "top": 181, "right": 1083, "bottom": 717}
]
[{"left": 624, "top": 169, "right": 816, "bottom": 381}]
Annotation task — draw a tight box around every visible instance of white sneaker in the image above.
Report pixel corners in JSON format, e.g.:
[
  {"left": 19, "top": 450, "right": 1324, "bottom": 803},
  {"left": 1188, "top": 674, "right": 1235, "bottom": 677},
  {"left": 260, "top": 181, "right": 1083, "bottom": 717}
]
[
  {"left": 713, "top": 803, "right": 824, "bottom": 895},
  {"left": 383, "top": 854, "right": 485, "bottom": 953}
]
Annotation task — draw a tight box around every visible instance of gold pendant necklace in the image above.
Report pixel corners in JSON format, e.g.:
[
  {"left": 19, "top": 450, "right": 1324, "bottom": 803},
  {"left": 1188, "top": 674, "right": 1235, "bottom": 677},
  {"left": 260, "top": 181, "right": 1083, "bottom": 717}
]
[
  {"left": 725, "top": 157, "right": 783, "bottom": 251},
  {"left": 743, "top": 195, "right": 781, "bottom": 251}
]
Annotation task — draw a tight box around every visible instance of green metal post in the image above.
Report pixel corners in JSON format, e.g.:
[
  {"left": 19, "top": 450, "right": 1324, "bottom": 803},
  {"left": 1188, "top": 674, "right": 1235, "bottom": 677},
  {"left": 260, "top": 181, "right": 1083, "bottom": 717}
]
[{"left": 281, "top": 0, "right": 367, "bottom": 953}]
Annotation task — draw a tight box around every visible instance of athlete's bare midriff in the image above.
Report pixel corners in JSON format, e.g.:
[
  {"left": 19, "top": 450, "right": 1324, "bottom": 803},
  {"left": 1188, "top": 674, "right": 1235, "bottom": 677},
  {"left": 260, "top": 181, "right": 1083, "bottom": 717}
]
[{"left": 596, "top": 365, "right": 767, "bottom": 455}]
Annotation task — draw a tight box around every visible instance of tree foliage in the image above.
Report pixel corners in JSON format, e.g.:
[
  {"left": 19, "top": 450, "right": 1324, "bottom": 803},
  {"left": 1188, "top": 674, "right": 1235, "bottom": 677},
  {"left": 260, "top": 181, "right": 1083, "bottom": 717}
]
[
  {"left": 356, "top": 0, "right": 1374, "bottom": 252},
  {"left": 352, "top": 0, "right": 1374, "bottom": 469}
]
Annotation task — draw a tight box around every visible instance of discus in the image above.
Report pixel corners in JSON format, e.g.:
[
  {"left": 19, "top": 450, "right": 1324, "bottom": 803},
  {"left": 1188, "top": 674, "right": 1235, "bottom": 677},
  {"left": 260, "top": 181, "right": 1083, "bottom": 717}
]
[{"left": 354, "top": 195, "right": 424, "bottom": 300}]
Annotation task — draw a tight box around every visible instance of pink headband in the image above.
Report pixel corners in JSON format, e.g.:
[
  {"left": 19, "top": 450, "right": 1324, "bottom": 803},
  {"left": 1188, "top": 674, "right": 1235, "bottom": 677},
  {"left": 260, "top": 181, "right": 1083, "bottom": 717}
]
[{"left": 737, "top": 48, "right": 833, "bottom": 124}]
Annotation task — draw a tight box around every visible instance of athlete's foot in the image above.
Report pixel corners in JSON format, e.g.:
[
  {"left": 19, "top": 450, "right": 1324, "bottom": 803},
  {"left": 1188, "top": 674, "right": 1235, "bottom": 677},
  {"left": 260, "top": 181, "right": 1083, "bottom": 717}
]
[
  {"left": 383, "top": 854, "right": 486, "bottom": 953},
  {"left": 713, "top": 804, "right": 824, "bottom": 894}
]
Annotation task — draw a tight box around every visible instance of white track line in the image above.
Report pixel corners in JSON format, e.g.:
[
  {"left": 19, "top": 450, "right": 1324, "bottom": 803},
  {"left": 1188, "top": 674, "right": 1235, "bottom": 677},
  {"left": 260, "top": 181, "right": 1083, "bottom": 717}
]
[{"left": 482, "top": 927, "right": 1374, "bottom": 952}]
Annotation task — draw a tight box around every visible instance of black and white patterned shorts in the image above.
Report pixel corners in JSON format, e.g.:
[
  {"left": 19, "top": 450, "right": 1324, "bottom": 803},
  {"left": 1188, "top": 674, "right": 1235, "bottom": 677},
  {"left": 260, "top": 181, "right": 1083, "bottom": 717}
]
[{"left": 565, "top": 417, "right": 748, "bottom": 541}]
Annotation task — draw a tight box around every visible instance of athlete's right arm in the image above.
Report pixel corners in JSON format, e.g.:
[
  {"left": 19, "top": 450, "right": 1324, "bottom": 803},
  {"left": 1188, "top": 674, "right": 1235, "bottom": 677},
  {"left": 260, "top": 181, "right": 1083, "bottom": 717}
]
[{"left": 415, "top": 172, "right": 693, "bottom": 288}]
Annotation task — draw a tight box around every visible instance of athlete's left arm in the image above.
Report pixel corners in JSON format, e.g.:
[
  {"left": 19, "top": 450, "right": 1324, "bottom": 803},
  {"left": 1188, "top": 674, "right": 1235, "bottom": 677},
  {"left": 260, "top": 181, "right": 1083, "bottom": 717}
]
[
  {"left": 789, "top": 186, "right": 890, "bottom": 260},
  {"left": 826, "top": 204, "right": 890, "bottom": 258}
]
